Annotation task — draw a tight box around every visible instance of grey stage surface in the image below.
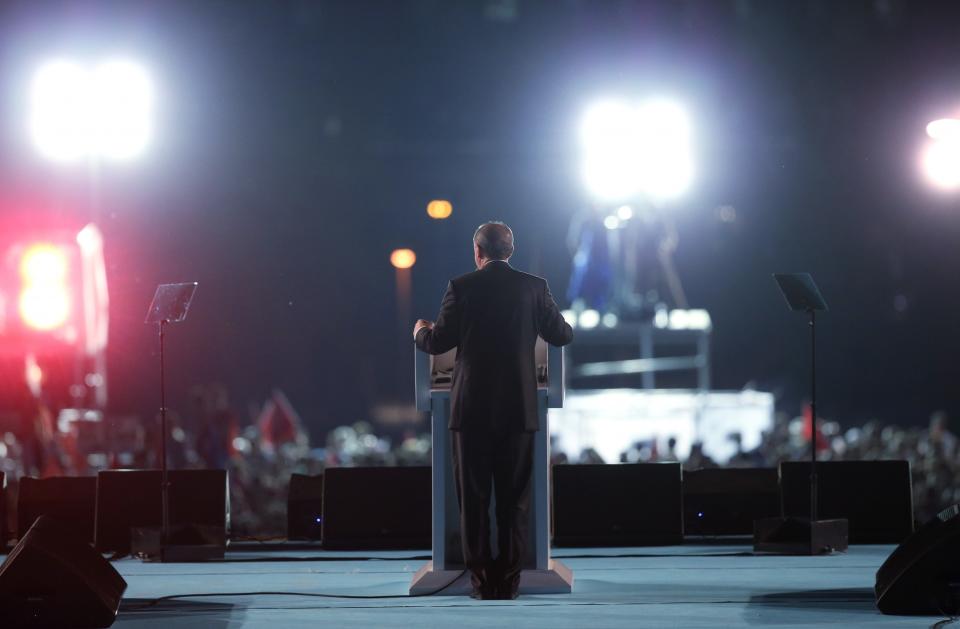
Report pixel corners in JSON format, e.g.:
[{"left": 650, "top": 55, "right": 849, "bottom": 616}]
[{"left": 84, "top": 544, "right": 932, "bottom": 628}]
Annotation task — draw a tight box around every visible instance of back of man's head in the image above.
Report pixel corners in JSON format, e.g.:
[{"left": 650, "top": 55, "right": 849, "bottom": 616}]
[{"left": 473, "top": 222, "right": 514, "bottom": 260}]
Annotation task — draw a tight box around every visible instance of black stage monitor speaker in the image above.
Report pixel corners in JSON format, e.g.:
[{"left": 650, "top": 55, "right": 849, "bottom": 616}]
[
  {"left": 683, "top": 468, "right": 780, "bottom": 536},
  {"left": 95, "top": 469, "right": 228, "bottom": 554},
  {"left": 288, "top": 473, "right": 323, "bottom": 541},
  {"left": 17, "top": 476, "right": 97, "bottom": 543},
  {"left": 780, "top": 460, "right": 913, "bottom": 543},
  {"left": 553, "top": 463, "right": 683, "bottom": 547},
  {"left": 322, "top": 466, "right": 431, "bottom": 550},
  {"left": 0, "top": 515, "right": 127, "bottom": 627},
  {"left": 876, "top": 504, "right": 960, "bottom": 615}
]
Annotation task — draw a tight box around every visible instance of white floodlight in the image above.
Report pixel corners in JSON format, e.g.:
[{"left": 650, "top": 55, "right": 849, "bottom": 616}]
[
  {"left": 30, "top": 58, "right": 153, "bottom": 162},
  {"left": 923, "top": 117, "right": 960, "bottom": 191},
  {"left": 923, "top": 139, "right": 960, "bottom": 190},
  {"left": 580, "top": 97, "right": 693, "bottom": 202},
  {"left": 927, "top": 118, "right": 960, "bottom": 141},
  {"left": 30, "top": 61, "right": 89, "bottom": 161},
  {"left": 92, "top": 60, "right": 153, "bottom": 160},
  {"left": 581, "top": 100, "right": 644, "bottom": 202},
  {"left": 634, "top": 99, "right": 693, "bottom": 200}
]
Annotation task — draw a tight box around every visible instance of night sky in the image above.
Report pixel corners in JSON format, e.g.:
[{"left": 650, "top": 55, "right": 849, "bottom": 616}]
[{"left": 1, "top": 0, "right": 959, "bottom": 439}]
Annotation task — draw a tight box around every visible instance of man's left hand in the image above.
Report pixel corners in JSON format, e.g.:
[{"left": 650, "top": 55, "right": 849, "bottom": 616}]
[{"left": 413, "top": 319, "right": 434, "bottom": 340}]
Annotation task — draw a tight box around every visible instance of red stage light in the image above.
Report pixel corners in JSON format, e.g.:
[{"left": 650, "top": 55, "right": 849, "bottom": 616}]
[{"left": 18, "top": 244, "right": 71, "bottom": 331}]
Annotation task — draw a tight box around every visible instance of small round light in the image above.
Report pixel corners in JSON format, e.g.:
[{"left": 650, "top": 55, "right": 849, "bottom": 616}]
[
  {"left": 390, "top": 248, "right": 417, "bottom": 269},
  {"left": 578, "top": 309, "right": 600, "bottom": 329},
  {"left": 426, "top": 199, "right": 453, "bottom": 219}
]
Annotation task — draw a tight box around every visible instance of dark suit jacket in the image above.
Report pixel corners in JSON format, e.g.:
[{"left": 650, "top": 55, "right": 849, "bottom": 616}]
[{"left": 415, "top": 260, "right": 574, "bottom": 432}]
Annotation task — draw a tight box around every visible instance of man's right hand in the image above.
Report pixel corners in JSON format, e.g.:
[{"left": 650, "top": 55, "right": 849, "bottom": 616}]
[{"left": 413, "top": 319, "right": 434, "bottom": 340}]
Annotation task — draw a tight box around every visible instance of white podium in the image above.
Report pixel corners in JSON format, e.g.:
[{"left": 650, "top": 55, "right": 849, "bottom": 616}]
[{"left": 409, "top": 339, "right": 573, "bottom": 595}]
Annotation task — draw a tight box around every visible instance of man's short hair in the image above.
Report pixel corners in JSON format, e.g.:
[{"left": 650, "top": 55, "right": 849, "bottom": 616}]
[{"left": 473, "top": 222, "right": 514, "bottom": 260}]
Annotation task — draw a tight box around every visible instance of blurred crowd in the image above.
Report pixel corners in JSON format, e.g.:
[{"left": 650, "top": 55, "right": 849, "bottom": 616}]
[
  {"left": 0, "top": 386, "right": 957, "bottom": 537},
  {"left": 0, "top": 384, "right": 433, "bottom": 538}
]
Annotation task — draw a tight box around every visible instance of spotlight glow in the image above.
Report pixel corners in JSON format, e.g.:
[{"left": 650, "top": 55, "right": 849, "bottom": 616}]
[
  {"left": 30, "top": 58, "right": 153, "bottom": 162},
  {"left": 580, "top": 98, "right": 693, "bottom": 202}
]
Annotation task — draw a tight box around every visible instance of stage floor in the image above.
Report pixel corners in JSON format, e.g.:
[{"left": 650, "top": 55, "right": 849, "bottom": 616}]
[{"left": 102, "top": 543, "right": 930, "bottom": 628}]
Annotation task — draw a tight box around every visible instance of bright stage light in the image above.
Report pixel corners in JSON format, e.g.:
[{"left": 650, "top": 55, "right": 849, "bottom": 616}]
[
  {"left": 924, "top": 140, "right": 960, "bottom": 190},
  {"left": 18, "top": 244, "right": 71, "bottom": 331},
  {"left": 390, "top": 248, "right": 417, "bottom": 269},
  {"left": 923, "top": 118, "right": 960, "bottom": 191},
  {"left": 19, "top": 287, "right": 71, "bottom": 331},
  {"left": 580, "top": 98, "right": 693, "bottom": 202},
  {"left": 30, "top": 58, "right": 153, "bottom": 162},
  {"left": 20, "top": 243, "right": 68, "bottom": 283},
  {"left": 427, "top": 199, "right": 453, "bottom": 219},
  {"left": 927, "top": 118, "right": 960, "bottom": 141}
]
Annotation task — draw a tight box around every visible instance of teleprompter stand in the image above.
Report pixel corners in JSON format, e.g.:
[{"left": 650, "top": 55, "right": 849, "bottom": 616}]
[
  {"left": 753, "top": 273, "right": 849, "bottom": 555},
  {"left": 141, "top": 283, "right": 220, "bottom": 562}
]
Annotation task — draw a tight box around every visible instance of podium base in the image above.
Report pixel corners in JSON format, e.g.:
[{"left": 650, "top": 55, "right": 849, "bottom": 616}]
[
  {"left": 753, "top": 517, "right": 849, "bottom": 555},
  {"left": 409, "top": 560, "right": 574, "bottom": 596}
]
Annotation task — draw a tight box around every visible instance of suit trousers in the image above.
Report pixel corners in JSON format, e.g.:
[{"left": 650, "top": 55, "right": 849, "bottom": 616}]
[{"left": 451, "top": 428, "right": 534, "bottom": 589}]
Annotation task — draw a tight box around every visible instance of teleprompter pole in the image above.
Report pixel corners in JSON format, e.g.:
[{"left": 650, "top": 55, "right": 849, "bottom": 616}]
[
  {"left": 159, "top": 320, "right": 170, "bottom": 556},
  {"left": 809, "top": 309, "right": 817, "bottom": 523}
]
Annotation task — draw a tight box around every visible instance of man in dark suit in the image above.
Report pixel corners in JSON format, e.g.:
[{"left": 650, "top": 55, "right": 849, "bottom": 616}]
[{"left": 413, "top": 222, "right": 573, "bottom": 600}]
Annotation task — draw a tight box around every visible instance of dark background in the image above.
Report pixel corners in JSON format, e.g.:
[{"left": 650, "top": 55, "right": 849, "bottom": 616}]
[{"left": 0, "top": 0, "right": 958, "bottom": 439}]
